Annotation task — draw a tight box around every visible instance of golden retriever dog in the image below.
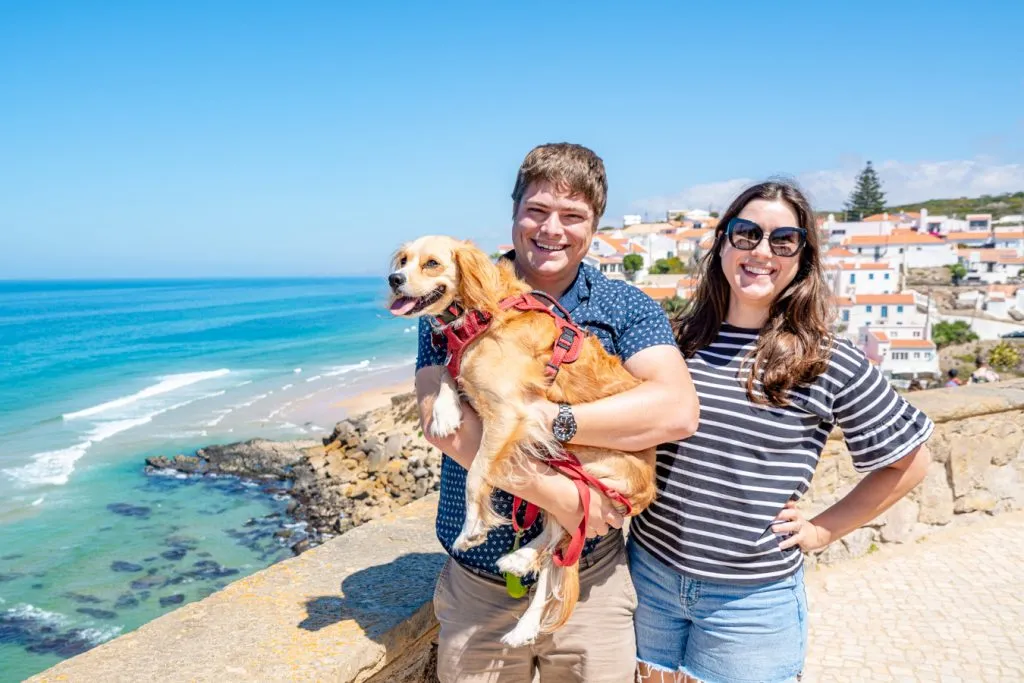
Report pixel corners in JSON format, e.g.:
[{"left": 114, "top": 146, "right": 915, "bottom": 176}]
[{"left": 388, "top": 235, "right": 656, "bottom": 647}]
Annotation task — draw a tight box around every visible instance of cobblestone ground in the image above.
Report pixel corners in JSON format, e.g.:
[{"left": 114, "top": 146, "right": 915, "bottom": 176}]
[{"left": 802, "top": 512, "right": 1024, "bottom": 682}]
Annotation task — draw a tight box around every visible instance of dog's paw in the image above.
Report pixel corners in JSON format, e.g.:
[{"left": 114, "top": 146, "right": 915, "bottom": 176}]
[
  {"left": 430, "top": 401, "right": 462, "bottom": 438},
  {"left": 452, "top": 521, "right": 489, "bottom": 552},
  {"left": 501, "top": 623, "right": 539, "bottom": 649},
  {"left": 496, "top": 548, "right": 539, "bottom": 577}
]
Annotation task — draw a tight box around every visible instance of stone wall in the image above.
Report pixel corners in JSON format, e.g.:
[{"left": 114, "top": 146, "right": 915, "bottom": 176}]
[
  {"left": 804, "top": 379, "right": 1024, "bottom": 566},
  {"left": 32, "top": 381, "right": 1024, "bottom": 682}
]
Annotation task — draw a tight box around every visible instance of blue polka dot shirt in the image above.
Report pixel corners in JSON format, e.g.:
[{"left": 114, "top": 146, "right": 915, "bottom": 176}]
[{"left": 416, "top": 259, "right": 677, "bottom": 581}]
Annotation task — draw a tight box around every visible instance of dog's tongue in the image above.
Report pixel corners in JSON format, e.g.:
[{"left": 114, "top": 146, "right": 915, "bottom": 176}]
[{"left": 389, "top": 297, "right": 419, "bottom": 316}]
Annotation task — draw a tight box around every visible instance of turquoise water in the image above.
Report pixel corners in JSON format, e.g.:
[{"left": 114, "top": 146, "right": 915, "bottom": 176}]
[{"left": 0, "top": 278, "right": 416, "bottom": 681}]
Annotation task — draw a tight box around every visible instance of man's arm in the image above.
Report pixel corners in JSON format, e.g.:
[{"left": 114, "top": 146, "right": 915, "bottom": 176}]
[
  {"left": 537, "top": 344, "right": 699, "bottom": 452},
  {"left": 416, "top": 365, "right": 624, "bottom": 536}
]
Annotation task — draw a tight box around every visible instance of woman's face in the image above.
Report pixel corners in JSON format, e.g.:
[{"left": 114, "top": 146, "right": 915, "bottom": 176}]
[{"left": 719, "top": 199, "right": 804, "bottom": 315}]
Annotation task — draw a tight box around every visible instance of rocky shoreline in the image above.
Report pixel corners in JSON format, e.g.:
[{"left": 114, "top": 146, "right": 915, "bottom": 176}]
[{"left": 144, "top": 391, "right": 440, "bottom": 555}]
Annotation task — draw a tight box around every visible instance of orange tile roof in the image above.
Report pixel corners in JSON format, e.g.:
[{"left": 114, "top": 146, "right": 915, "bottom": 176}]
[
  {"left": 988, "top": 284, "right": 1019, "bottom": 295},
  {"left": 594, "top": 234, "right": 628, "bottom": 254},
  {"left": 993, "top": 231, "right": 1024, "bottom": 240},
  {"left": 962, "top": 248, "right": 1018, "bottom": 263},
  {"left": 844, "top": 233, "right": 946, "bottom": 246},
  {"left": 677, "top": 228, "right": 711, "bottom": 240},
  {"left": 864, "top": 212, "right": 920, "bottom": 222},
  {"left": 637, "top": 286, "right": 677, "bottom": 300},
  {"left": 595, "top": 255, "right": 623, "bottom": 264},
  {"left": 890, "top": 339, "right": 936, "bottom": 349},
  {"left": 497, "top": 244, "right": 514, "bottom": 253},
  {"left": 826, "top": 247, "right": 855, "bottom": 258},
  {"left": 629, "top": 244, "right": 646, "bottom": 254},
  {"left": 835, "top": 262, "right": 893, "bottom": 270},
  {"left": 870, "top": 330, "right": 890, "bottom": 341},
  {"left": 834, "top": 293, "right": 915, "bottom": 306},
  {"left": 946, "top": 231, "right": 993, "bottom": 241}
]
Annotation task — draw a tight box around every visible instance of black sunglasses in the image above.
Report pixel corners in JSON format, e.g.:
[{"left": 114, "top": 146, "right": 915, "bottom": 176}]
[{"left": 725, "top": 218, "right": 807, "bottom": 258}]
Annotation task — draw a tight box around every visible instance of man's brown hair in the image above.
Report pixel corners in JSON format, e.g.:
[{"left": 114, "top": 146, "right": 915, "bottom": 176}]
[{"left": 511, "top": 143, "right": 607, "bottom": 223}]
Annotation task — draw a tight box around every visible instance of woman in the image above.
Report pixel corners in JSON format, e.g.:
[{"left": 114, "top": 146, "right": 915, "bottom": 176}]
[{"left": 628, "top": 181, "right": 933, "bottom": 683}]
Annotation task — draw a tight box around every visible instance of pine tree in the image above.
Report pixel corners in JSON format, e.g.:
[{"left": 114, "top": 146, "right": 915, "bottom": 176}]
[{"left": 845, "top": 161, "right": 887, "bottom": 221}]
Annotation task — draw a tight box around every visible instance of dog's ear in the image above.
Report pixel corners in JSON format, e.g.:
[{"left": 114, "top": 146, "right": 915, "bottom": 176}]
[{"left": 453, "top": 241, "right": 503, "bottom": 313}]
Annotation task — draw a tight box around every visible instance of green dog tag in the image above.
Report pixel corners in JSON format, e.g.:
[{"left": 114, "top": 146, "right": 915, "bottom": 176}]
[{"left": 504, "top": 530, "right": 528, "bottom": 599}]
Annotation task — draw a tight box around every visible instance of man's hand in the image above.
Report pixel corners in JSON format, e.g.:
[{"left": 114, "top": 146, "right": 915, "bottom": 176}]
[{"left": 547, "top": 475, "right": 629, "bottom": 539}]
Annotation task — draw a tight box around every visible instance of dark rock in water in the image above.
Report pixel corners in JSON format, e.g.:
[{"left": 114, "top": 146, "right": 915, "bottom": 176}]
[
  {"left": 161, "top": 548, "right": 188, "bottom": 561},
  {"left": 292, "top": 539, "right": 312, "bottom": 555},
  {"left": 1, "top": 553, "right": 23, "bottom": 560},
  {"left": 0, "top": 572, "right": 22, "bottom": 582},
  {"left": 147, "top": 439, "right": 315, "bottom": 480},
  {"left": 62, "top": 591, "right": 103, "bottom": 605},
  {"left": 114, "top": 593, "right": 140, "bottom": 609},
  {"left": 130, "top": 576, "right": 165, "bottom": 590},
  {"left": 110, "top": 561, "right": 144, "bottom": 573},
  {"left": 160, "top": 594, "right": 185, "bottom": 607},
  {"left": 196, "top": 551, "right": 212, "bottom": 558},
  {"left": 76, "top": 607, "right": 118, "bottom": 620},
  {"left": 147, "top": 568, "right": 159, "bottom": 575},
  {"left": 107, "top": 502, "right": 151, "bottom": 519},
  {"left": 1, "top": 607, "right": 110, "bottom": 658},
  {"left": 143, "top": 556, "right": 158, "bottom": 562},
  {"left": 137, "top": 590, "right": 151, "bottom": 602},
  {"left": 164, "top": 535, "right": 199, "bottom": 550},
  {"left": 31, "top": 583, "right": 44, "bottom": 590}
]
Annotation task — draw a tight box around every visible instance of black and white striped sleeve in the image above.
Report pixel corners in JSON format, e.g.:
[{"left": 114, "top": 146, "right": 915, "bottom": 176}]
[{"left": 830, "top": 342, "right": 934, "bottom": 472}]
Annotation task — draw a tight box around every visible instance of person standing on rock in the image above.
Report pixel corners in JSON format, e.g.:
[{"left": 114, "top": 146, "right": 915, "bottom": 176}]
[
  {"left": 414, "top": 142, "right": 699, "bottom": 682},
  {"left": 627, "top": 180, "right": 935, "bottom": 683}
]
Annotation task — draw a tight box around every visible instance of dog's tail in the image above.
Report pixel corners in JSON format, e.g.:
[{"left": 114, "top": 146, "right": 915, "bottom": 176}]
[{"left": 540, "top": 560, "right": 580, "bottom": 634}]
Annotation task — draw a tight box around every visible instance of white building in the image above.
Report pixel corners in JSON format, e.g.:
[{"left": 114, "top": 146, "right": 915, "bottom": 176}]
[
  {"left": 864, "top": 332, "right": 940, "bottom": 380},
  {"left": 623, "top": 214, "right": 642, "bottom": 227},
  {"left": 959, "top": 249, "right": 1024, "bottom": 284},
  {"left": 828, "top": 261, "right": 899, "bottom": 298},
  {"left": 843, "top": 232, "right": 957, "bottom": 268},
  {"left": 834, "top": 293, "right": 923, "bottom": 341},
  {"left": 992, "top": 229, "right": 1024, "bottom": 255},
  {"left": 966, "top": 214, "right": 993, "bottom": 232}
]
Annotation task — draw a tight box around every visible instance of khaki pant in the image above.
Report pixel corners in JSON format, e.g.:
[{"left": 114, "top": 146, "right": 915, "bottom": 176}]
[{"left": 433, "top": 538, "right": 638, "bottom": 683}]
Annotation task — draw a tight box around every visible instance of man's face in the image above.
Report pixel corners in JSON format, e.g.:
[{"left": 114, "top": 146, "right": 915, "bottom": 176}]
[{"left": 511, "top": 180, "right": 596, "bottom": 284}]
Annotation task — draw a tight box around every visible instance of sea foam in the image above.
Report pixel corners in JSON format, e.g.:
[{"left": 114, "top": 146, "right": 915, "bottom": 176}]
[{"left": 62, "top": 369, "right": 230, "bottom": 420}]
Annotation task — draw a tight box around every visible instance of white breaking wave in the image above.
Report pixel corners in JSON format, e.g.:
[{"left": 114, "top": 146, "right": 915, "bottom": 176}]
[
  {"left": 304, "top": 375, "right": 323, "bottom": 383},
  {"left": 293, "top": 368, "right": 302, "bottom": 374},
  {"left": 63, "top": 369, "right": 230, "bottom": 420},
  {"left": 7, "top": 390, "right": 225, "bottom": 487},
  {"left": 3, "top": 442, "right": 93, "bottom": 487},
  {"left": 232, "top": 393, "right": 269, "bottom": 409},
  {"left": 324, "top": 360, "right": 371, "bottom": 377},
  {"left": 281, "top": 384, "right": 293, "bottom": 390},
  {"left": 3, "top": 604, "right": 70, "bottom": 627}
]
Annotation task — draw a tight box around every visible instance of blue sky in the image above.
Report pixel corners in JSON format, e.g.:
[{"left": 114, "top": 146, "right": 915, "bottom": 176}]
[{"left": 2, "top": 1, "right": 1022, "bottom": 278}]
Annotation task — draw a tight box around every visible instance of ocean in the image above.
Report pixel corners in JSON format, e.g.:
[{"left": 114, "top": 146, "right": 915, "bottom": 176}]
[{"left": 0, "top": 278, "right": 417, "bottom": 681}]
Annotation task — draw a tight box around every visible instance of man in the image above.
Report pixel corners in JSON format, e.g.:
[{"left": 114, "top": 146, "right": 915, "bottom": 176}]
[
  {"left": 415, "top": 142, "right": 698, "bottom": 682},
  {"left": 945, "top": 368, "right": 962, "bottom": 387}
]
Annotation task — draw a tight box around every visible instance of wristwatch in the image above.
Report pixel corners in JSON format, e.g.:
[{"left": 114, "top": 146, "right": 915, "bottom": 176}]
[{"left": 551, "top": 403, "right": 577, "bottom": 443}]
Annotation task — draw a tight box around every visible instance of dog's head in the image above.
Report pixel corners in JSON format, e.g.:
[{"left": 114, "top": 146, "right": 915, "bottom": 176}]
[{"left": 387, "top": 236, "right": 505, "bottom": 319}]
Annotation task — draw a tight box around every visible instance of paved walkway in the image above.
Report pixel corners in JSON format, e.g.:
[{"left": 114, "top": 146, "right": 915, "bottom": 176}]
[{"left": 803, "top": 512, "right": 1024, "bottom": 682}]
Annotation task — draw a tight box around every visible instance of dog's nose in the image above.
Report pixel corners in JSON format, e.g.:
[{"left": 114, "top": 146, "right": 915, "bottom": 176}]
[{"left": 388, "top": 272, "right": 406, "bottom": 291}]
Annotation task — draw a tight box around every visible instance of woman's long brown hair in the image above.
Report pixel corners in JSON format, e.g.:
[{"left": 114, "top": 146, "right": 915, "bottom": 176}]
[{"left": 675, "top": 181, "right": 834, "bottom": 407}]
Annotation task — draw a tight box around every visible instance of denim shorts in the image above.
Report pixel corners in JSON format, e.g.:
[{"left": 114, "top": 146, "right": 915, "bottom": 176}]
[{"left": 628, "top": 539, "right": 808, "bottom": 683}]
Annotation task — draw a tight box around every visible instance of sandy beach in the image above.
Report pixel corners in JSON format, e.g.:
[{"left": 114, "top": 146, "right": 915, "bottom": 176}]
[{"left": 333, "top": 379, "right": 416, "bottom": 416}]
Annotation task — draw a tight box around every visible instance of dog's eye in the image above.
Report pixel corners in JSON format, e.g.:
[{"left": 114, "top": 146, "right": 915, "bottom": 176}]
[
  {"left": 424, "top": 259, "right": 440, "bottom": 268},
  {"left": 399, "top": 256, "right": 408, "bottom": 267}
]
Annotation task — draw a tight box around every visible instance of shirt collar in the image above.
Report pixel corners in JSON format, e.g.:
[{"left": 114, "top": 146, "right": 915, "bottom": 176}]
[{"left": 500, "top": 250, "right": 592, "bottom": 316}]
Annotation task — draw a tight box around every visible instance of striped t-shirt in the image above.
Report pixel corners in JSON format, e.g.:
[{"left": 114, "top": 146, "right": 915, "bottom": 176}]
[{"left": 630, "top": 323, "right": 934, "bottom": 585}]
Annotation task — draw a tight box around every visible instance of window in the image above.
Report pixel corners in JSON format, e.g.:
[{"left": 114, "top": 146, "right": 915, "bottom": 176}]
[
  {"left": 866, "top": 305, "right": 873, "bottom": 313},
  {"left": 925, "top": 353, "right": 932, "bottom": 360},
  {"left": 914, "top": 352, "right": 920, "bottom": 359},
  {"left": 842, "top": 310, "right": 850, "bottom": 322},
  {"left": 849, "top": 273, "right": 856, "bottom": 284},
  {"left": 897, "top": 305, "right": 904, "bottom": 313},
  {"left": 869, "top": 273, "right": 875, "bottom": 280},
  {"left": 884, "top": 273, "right": 891, "bottom": 280},
  {"left": 881, "top": 305, "right": 888, "bottom": 317},
  {"left": 913, "top": 331, "right": 920, "bottom": 337}
]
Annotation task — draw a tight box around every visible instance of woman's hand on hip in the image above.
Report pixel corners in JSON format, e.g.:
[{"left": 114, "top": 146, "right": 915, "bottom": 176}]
[{"left": 773, "top": 500, "right": 831, "bottom": 552}]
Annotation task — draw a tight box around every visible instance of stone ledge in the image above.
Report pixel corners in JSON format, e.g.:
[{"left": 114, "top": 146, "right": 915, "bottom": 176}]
[
  {"left": 827, "top": 378, "right": 1024, "bottom": 441},
  {"left": 31, "top": 493, "right": 445, "bottom": 683}
]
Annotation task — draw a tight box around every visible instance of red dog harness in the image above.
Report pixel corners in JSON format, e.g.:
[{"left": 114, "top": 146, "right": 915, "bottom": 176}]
[
  {"left": 431, "top": 291, "right": 585, "bottom": 380},
  {"left": 511, "top": 453, "right": 634, "bottom": 567},
  {"left": 431, "top": 292, "right": 632, "bottom": 567}
]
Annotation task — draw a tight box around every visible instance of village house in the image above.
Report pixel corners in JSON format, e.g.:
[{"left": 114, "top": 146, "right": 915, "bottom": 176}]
[
  {"left": 827, "top": 261, "right": 899, "bottom": 298},
  {"left": 833, "top": 293, "right": 923, "bottom": 341},
  {"left": 863, "top": 332, "right": 940, "bottom": 381},
  {"left": 842, "top": 232, "right": 957, "bottom": 268},
  {"left": 958, "top": 248, "right": 1024, "bottom": 284}
]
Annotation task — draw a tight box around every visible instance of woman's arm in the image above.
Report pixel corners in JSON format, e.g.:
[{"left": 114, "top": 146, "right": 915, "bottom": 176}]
[{"left": 775, "top": 444, "right": 931, "bottom": 551}]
